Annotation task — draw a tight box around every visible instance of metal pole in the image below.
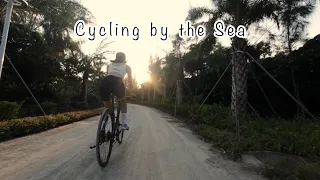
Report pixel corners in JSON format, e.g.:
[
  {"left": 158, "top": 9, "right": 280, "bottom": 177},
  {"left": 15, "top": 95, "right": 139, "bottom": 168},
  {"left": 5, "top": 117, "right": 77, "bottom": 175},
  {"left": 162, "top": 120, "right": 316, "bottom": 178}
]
[
  {"left": 5, "top": 54, "right": 47, "bottom": 116},
  {"left": 235, "top": 50, "right": 318, "bottom": 121},
  {"left": 190, "top": 62, "right": 231, "bottom": 122},
  {"left": 0, "top": 0, "right": 14, "bottom": 79}
]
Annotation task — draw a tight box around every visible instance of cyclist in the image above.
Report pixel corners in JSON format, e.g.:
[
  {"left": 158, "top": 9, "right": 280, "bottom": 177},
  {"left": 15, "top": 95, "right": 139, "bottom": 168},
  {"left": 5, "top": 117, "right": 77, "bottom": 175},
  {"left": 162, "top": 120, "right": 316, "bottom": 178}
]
[{"left": 99, "top": 52, "right": 134, "bottom": 130}]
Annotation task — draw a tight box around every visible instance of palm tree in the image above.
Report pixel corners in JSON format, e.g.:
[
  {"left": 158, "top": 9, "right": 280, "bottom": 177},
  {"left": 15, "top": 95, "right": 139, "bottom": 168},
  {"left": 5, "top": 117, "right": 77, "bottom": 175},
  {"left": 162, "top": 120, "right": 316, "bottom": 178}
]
[
  {"left": 172, "top": 34, "right": 187, "bottom": 106},
  {"left": 161, "top": 51, "right": 181, "bottom": 104},
  {"left": 187, "top": 0, "right": 279, "bottom": 118},
  {"left": 6, "top": 0, "right": 93, "bottom": 58},
  {"left": 79, "top": 38, "right": 114, "bottom": 103}
]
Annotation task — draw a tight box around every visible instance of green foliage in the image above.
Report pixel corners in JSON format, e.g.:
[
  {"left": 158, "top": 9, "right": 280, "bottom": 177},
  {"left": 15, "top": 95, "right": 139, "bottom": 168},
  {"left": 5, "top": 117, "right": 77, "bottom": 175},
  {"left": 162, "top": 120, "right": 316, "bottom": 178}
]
[
  {"left": 135, "top": 102, "right": 320, "bottom": 159},
  {"left": 189, "top": 104, "right": 231, "bottom": 126},
  {"left": 0, "top": 0, "right": 106, "bottom": 117},
  {"left": 39, "top": 101, "right": 57, "bottom": 115},
  {"left": 19, "top": 102, "right": 57, "bottom": 117},
  {"left": 295, "top": 162, "right": 320, "bottom": 180},
  {"left": 192, "top": 95, "right": 204, "bottom": 104},
  {"left": 0, "top": 108, "right": 103, "bottom": 142},
  {"left": 140, "top": 33, "right": 320, "bottom": 119},
  {"left": 276, "top": 0, "right": 316, "bottom": 52},
  {"left": 263, "top": 161, "right": 320, "bottom": 180},
  {"left": 136, "top": 102, "right": 320, "bottom": 179},
  {"left": 87, "top": 93, "right": 103, "bottom": 109},
  {"left": 0, "top": 101, "right": 21, "bottom": 121},
  {"left": 73, "top": 101, "right": 89, "bottom": 110}
]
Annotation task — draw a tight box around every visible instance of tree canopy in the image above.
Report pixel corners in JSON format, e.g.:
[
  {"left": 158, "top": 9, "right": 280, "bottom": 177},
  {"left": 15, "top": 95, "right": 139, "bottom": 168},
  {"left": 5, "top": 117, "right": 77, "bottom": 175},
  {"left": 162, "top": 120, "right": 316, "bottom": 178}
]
[{"left": 0, "top": 0, "right": 319, "bottom": 120}]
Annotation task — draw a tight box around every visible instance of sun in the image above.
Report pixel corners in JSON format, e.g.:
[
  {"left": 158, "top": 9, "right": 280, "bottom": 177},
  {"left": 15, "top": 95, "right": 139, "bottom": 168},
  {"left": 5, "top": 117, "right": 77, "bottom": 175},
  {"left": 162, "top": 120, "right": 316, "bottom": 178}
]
[{"left": 134, "top": 71, "right": 151, "bottom": 85}]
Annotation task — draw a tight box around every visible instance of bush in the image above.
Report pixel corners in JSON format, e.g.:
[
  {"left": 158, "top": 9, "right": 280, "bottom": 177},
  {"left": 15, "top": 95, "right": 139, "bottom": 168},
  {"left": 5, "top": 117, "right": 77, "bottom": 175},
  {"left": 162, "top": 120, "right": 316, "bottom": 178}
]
[
  {"left": 0, "top": 101, "right": 21, "bottom": 121},
  {"left": 241, "top": 118, "right": 320, "bottom": 159},
  {"left": 133, "top": 101, "right": 320, "bottom": 179},
  {"left": 73, "top": 101, "right": 89, "bottom": 110},
  {"left": 133, "top": 102, "right": 320, "bottom": 159},
  {"left": 19, "top": 102, "right": 58, "bottom": 117},
  {"left": 87, "top": 93, "right": 103, "bottom": 108},
  {"left": 0, "top": 108, "right": 103, "bottom": 142},
  {"left": 263, "top": 160, "right": 320, "bottom": 180},
  {"left": 56, "top": 94, "right": 72, "bottom": 113},
  {"left": 38, "top": 101, "right": 57, "bottom": 115},
  {"left": 193, "top": 95, "right": 204, "bottom": 104}
]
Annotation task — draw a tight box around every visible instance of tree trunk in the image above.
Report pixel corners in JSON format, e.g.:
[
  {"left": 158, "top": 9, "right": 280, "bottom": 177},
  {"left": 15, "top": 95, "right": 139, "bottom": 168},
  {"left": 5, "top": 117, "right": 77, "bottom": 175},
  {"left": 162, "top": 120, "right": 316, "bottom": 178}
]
[
  {"left": 141, "top": 87, "right": 145, "bottom": 102},
  {"left": 176, "top": 61, "right": 183, "bottom": 105},
  {"left": 231, "top": 37, "right": 248, "bottom": 119},
  {"left": 81, "top": 69, "right": 89, "bottom": 103},
  {"left": 287, "top": 22, "right": 292, "bottom": 52},
  {"left": 163, "top": 84, "right": 166, "bottom": 104},
  {"left": 285, "top": 11, "right": 302, "bottom": 116},
  {"left": 291, "top": 68, "right": 302, "bottom": 115},
  {"left": 148, "top": 87, "right": 151, "bottom": 103},
  {"left": 153, "top": 85, "right": 156, "bottom": 101},
  {"left": 176, "top": 80, "right": 182, "bottom": 105}
]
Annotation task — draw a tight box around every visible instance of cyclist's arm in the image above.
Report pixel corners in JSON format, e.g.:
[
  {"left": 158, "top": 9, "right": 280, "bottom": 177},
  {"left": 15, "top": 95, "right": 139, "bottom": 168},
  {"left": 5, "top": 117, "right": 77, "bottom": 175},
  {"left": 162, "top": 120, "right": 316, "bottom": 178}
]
[{"left": 126, "top": 65, "right": 133, "bottom": 94}]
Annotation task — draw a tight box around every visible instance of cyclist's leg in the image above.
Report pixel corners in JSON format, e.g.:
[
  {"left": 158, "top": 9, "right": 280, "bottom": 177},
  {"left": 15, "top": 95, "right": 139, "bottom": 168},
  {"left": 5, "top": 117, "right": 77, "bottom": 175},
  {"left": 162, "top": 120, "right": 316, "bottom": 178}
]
[
  {"left": 99, "top": 76, "right": 112, "bottom": 112},
  {"left": 119, "top": 96, "right": 128, "bottom": 128},
  {"left": 113, "top": 78, "right": 129, "bottom": 130}
]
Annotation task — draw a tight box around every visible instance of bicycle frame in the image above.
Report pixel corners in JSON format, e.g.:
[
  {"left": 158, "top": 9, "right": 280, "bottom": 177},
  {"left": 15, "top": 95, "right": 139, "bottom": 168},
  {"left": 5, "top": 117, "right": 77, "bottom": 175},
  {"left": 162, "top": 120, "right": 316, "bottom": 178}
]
[
  {"left": 93, "top": 94, "right": 132, "bottom": 167},
  {"left": 109, "top": 94, "right": 123, "bottom": 144},
  {"left": 90, "top": 94, "right": 122, "bottom": 148}
]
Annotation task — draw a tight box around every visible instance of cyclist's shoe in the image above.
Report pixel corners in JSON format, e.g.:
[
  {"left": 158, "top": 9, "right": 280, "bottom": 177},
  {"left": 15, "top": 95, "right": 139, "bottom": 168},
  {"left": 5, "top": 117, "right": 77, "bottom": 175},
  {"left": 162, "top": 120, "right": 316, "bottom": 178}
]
[{"left": 122, "top": 124, "right": 130, "bottom": 130}]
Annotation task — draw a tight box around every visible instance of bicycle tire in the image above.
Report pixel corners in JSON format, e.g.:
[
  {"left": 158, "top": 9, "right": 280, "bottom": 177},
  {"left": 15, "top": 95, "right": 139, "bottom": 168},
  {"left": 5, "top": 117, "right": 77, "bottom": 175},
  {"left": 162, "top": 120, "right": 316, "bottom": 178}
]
[
  {"left": 96, "top": 110, "right": 113, "bottom": 167},
  {"left": 114, "top": 106, "right": 124, "bottom": 144},
  {"left": 117, "top": 128, "right": 124, "bottom": 144}
]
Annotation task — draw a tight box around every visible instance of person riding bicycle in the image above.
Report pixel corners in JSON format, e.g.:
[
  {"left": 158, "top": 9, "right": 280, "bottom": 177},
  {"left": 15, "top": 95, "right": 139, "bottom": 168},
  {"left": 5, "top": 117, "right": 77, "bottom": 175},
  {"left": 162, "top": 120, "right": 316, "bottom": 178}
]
[{"left": 99, "top": 52, "right": 134, "bottom": 130}]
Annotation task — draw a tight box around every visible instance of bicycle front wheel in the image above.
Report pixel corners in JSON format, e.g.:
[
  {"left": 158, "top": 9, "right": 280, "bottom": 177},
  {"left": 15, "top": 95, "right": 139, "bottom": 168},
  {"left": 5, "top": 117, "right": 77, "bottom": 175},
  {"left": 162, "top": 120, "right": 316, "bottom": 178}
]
[
  {"left": 96, "top": 110, "right": 112, "bottom": 167},
  {"left": 116, "top": 127, "right": 124, "bottom": 144}
]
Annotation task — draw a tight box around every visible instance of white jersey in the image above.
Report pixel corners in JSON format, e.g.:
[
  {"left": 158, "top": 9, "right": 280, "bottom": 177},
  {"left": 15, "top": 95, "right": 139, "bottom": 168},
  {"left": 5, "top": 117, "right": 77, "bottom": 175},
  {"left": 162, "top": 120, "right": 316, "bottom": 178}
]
[{"left": 107, "top": 63, "right": 127, "bottom": 79}]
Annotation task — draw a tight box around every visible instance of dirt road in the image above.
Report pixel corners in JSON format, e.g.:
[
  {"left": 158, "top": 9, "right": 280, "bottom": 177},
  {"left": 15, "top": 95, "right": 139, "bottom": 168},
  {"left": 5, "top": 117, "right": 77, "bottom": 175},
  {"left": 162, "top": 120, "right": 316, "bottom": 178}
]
[{"left": 0, "top": 104, "right": 265, "bottom": 180}]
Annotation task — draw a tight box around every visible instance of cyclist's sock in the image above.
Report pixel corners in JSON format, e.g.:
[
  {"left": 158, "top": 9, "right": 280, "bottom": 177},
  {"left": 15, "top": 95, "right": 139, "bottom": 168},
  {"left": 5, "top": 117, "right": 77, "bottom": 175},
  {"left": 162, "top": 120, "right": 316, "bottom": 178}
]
[{"left": 121, "top": 113, "right": 127, "bottom": 125}]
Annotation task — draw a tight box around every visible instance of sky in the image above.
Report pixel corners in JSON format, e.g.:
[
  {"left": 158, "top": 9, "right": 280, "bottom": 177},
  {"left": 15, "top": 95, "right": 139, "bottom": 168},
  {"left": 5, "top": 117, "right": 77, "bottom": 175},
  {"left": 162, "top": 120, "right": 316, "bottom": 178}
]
[{"left": 75, "top": 0, "right": 320, "bottom": 85}]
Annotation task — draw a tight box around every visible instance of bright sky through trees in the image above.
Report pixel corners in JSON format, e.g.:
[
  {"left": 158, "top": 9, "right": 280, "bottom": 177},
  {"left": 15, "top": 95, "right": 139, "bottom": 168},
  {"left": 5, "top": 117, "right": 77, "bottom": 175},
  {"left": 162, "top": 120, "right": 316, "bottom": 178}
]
[{"left": 76, "top": 0, "right": 320, "bottom": 84}]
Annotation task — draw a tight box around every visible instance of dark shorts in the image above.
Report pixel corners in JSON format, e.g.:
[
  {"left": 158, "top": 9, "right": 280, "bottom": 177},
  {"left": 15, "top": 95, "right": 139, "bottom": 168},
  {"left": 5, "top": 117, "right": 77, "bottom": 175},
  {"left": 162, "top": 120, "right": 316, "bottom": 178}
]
[{"left": 99, "top": 76, "right": 125, "bottom": 101}]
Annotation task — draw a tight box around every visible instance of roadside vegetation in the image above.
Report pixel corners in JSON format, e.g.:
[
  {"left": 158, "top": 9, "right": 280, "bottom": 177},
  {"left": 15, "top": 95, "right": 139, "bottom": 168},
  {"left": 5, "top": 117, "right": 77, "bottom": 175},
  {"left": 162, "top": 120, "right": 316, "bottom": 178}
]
[
  {"left": 132, "top": 0, "right": 320, "bottom": 178},
  {"left": 0, "top": 106, "right": 102, "bottom": 142},
  {"left": 0, "top": 0, "right": 319, "bottom": 179}
]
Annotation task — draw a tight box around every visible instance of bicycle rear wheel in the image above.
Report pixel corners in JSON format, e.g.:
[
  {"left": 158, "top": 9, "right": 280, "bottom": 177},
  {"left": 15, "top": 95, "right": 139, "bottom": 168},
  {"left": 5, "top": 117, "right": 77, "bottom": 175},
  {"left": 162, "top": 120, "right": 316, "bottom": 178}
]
[{"left": 96, "top": 110, "right": 113, "bottom": 167}]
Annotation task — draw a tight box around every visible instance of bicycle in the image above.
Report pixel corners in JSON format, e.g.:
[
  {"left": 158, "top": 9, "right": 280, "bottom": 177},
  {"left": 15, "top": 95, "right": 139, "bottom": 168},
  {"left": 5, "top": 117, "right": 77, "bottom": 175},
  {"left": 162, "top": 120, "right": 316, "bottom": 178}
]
[{"left": 90, "top": 94, "right": 131, "bottom": 167}]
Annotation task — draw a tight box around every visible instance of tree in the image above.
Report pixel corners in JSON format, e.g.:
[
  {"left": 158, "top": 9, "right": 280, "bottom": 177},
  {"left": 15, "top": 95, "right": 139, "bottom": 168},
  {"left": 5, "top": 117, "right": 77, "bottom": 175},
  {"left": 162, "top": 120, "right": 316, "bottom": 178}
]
[
  {"left": 171, "top": 34, "right": 186, "bottom": 105},
  {"left": 124, "top": 75, "right": 139, "bottom": 93},
  {"left": 78, "top": 39, "right": 114, "bottom": 103},
  {"left": 0, "top": 0, "right": 97, "bottom": 113},
  {"left": 0, "top": 23, "right": 62, "bottom": 102},
  {"left": 275, "top": 0, "right": 316, "bottom": 115},
  {"left": 135, "top": 33, "right": 320, "bottom": 119},
  {"left": 276, "top": 0, "right": 316, "bottom": 52},
  {"left": 148, "top": 55, "right": 162, "bottom": 101},
  {"left": 161, "top": 52, "right": 180, "bottom": 103},
  {"left": 187, "top": 0, "right": 279, "bottom": 118}
]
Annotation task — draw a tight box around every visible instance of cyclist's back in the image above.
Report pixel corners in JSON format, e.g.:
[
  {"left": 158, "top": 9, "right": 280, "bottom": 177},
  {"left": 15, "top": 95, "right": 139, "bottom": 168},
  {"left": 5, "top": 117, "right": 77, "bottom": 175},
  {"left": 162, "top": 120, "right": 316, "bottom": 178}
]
[
  {"left": 99, "top": 52, "right": 133, "bottom": 130},
  {"left": 107, "top": 62, "right": 127, "bottom": 79}
]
